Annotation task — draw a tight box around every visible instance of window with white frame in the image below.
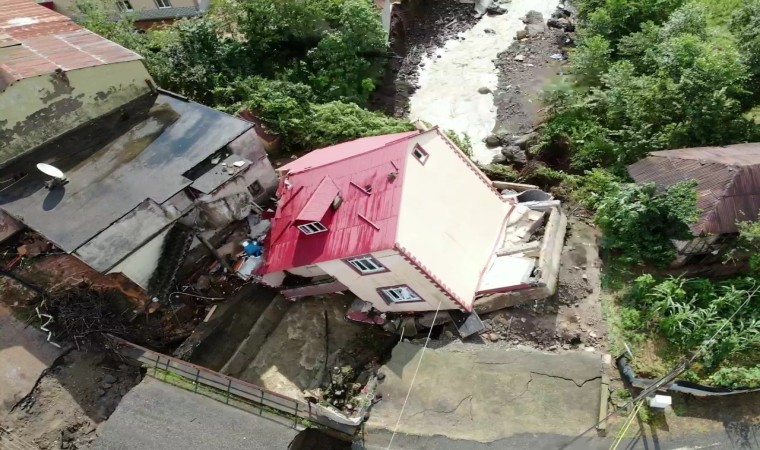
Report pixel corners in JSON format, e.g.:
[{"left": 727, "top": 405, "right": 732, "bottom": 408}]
[
  {"left": 116, "top": 0, "right": 133, "bottom": 11},
  {"left": 346, "top": 255, "right": 386, "bottom": 274},
  {"left": 412, "top": 144, "right": 429, "bottom": 164},
  {"left": 154, "top": 0, "right": 172, "bottom": 8},
  {"left": 297, "top": 222, "right": 327, "bottom": 235},
  {"left": 380, "top": 286, "right": 421, "bottom": 303}
]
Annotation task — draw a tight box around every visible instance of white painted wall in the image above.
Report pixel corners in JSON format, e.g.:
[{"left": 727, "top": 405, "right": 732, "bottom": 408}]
[
  {"left": 109, "top": 228, "right": 170, "bottom": 289},
  {"left": 395, "top": 131, "right": 511, "bottom": 310},
  {"left": 316, "top": 249, "right": 459, "bottom": 313},
  {"left": 288, "top": 265, "right": 328, "bottom": 278}
]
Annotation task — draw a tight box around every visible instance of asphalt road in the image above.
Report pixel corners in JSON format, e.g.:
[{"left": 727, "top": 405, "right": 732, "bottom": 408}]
[{"left": 94, "top": 377, "right": 299, "bottom": 450}]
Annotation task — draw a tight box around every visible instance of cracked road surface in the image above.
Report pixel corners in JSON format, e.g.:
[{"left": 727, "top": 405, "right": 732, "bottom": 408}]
[{"left": 365, "top": 342, "right": 602, "bottom": 444}]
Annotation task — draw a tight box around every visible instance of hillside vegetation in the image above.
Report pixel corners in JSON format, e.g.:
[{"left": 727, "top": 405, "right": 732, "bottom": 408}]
[{"left": 542, "top": 0, "right": 760, "bottom": 387}]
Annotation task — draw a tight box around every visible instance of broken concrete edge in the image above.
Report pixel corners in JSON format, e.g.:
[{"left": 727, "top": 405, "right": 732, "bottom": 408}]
[
  {"left": 597, "top": 373, "right": 610, "bottom": 437},
  {"left": 172, "top": 290, "right": 248, "bottom": 360},
  {"left": 491, "top": 180, "right": 539, "bottom": 192}
]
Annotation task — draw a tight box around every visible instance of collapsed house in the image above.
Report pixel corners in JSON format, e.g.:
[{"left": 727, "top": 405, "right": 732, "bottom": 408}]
[
  {"left": 628, "top": 144, "right": 760, "bottom": 267},
  {"left": 0, "top": 2, "right": 277, "bottom": 296},
  {"left": 256, "top": 129, "right": 566, "bottom": 328}
]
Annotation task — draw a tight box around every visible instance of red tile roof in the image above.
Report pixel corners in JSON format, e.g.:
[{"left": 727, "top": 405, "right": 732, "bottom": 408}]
[
  {"left": 628, "top": 144, "right": 760, "bottom": 235},
  {"left": 0, "top": 0, "right": 142, "bottom": 90},
  {"left": 261, "top": 132, "right": 420, "bottom": 273}
]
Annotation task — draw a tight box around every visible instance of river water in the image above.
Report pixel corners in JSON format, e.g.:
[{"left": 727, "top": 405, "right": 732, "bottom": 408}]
[{"left": 408, "top": 0, "right": 558, "bottom": 164}]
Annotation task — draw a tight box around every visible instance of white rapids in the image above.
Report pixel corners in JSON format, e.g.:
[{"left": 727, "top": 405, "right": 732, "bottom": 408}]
[{"left": 408, "top": 0, "right": 558, "bottom": 164}]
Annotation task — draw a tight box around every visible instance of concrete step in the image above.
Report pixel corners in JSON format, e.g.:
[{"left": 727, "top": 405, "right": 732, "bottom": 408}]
[{"left": 220, "top": 294, "right": 293, "bottom": 378}]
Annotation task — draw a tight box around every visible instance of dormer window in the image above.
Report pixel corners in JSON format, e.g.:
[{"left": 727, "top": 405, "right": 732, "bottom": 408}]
[
  {"left": 297, "top": 221, "right": 327, "bottom": 235},
  {"left": 413, "top": 144, "right": 429, "bottom": 165}
]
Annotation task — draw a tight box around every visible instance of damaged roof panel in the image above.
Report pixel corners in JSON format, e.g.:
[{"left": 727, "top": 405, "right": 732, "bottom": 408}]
[
  {"left": 0, "top": 94, "right": 253, "bottom": 253},
  {"left": 190, "top": 155, "right": 252, "bottom": 194},
  {"left": 73, "top": 199, "right": 179, "bottom": 273}
]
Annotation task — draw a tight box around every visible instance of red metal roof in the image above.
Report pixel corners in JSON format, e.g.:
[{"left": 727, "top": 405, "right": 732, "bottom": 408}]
[
  {"left": 0, "top": 0, "right": 142, "bottom": 90},
  {"left": 279, "top": 131, "right": 418, "bottom": 174},
  {"left": 628, "top": 144, "right": 760, "bottom": 235},
  {"left": 295, "top": 175, "right": 340, "bottom": 223},
  {"left": 261, "top": 132, "right": 420, "bottom": 273}
]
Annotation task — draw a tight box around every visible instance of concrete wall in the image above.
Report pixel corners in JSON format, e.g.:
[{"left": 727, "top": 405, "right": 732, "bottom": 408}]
[
  {"left": 109, "top": 228, "right": 170, "bottom": 289},
  {"left": 395, "top": 130, "right": 510, "bottom": 310},
  {"left": 0, "top": 62, "right": 153, "bottom": 165},
  {"left": 316, "top": 249, "right": 458, "bottom": 313}
]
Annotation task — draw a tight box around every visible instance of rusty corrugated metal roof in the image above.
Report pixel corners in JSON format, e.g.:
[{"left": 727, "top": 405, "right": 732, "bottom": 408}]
[
  {"left": 627, "top": 144, "right": 760, "bottom": 235},
  {"left": 0, "top": 0, "right": 141, "bottom": 89}
]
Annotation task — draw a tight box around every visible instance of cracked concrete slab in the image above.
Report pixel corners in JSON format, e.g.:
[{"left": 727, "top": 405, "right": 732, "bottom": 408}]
[
  {"left": 365, "top": 343, "right": 602, "bottom": 444},
  {"left": 0, "top": 304, "right": 66, "bottom": 417}
]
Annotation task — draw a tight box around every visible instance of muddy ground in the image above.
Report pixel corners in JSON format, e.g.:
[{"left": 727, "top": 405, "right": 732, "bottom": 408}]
[{"left": 1, "top": 349, "right": 142, "bottom": 450}]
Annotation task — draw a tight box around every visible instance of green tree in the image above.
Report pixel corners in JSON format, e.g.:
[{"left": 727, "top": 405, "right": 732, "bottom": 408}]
[
  {"left": 731, "top": 0, "right": 760, "bottom": 77},
  {"left": 595, "top": 180, "right": 699, "bottom": 266}
]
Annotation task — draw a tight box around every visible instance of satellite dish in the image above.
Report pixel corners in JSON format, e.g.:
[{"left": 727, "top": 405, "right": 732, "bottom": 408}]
[{"left": 36, "top": 163, "right": 68, "bottom": 190}]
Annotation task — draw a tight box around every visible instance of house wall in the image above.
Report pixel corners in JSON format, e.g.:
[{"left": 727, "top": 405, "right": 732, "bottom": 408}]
[
  {"left": 287, "top": 265, "right": 328, "bottom": 278},
  {"left": 395, "top": 130, "right": 511, "bottom": 310},
  {"left": 0, "top": 62, "right": 153, "bottom": 165},
  {"left": 316, "top": 249, "right": 459, "bottom": 313},
  {"left": 52, "top": 0, "right": 201, "bottom": 17},
  {"left": 109, "top": 228, "right": 170, "bottom": 290}
]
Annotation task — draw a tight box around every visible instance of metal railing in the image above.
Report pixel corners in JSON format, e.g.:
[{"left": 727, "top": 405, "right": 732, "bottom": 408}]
[{"left": 107, "top": 335, "right": 358, "bottom": 435}]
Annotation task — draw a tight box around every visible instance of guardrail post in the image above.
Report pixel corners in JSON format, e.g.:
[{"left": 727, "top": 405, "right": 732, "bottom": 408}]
[
  {"left": 226, "top": 378, "right": 232, "bottom": 404},
  {"left": 194, "top": 369, "right": 200, "bottom": 393},
  {"left": 260, "top": 390, "right": 265, "bottom": 416},
  {"left": 293, "top": 403, "right": 299, "bottom": 428},
  {"left": 164, "top": 358, "right": 170, "bottom": 381}
]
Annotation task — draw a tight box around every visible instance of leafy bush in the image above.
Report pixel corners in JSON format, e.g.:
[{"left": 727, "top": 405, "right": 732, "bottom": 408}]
[
  {"left": 304, "top": 102, "right": 415, "bottom": 149},
  {"left": 731, "top": 0, "right": 760, "bottom": 78},
  {"left": 444, "top": 130, "right": 473, "bottom": 159},
  {"left": 595, "top": 180, "right": 699, "bottom": 266},
  {"left": 571, "top": 35, "right": 613, "bottom": 85},
  {"left": 573, "top": 168, "right": 621, "bottom": 210},
  {"left": 709, "top": 366, "right": 760, "bottom": 388}
]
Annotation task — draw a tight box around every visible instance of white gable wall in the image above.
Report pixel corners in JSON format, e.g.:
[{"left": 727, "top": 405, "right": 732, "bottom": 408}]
[{"left": 395, "top": 130, "right": 511, "bottom": 310}]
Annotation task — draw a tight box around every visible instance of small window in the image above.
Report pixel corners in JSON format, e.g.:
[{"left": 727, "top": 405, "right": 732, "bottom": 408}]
[
  {"left": 116, "top": 0, "right": 133, "bottom": 11},
  {"left": 297, "top": 222, "right": 327, "bottom": 235},
  {"left": 380, "top": 286, "right": 422, "bottom": 304},
  {"left": 346, "top": 255, "right": 386, "bottom": 274},
  {"left": 248, "top": 180, "right": 263, "bottom": 197},
  {"left": 154, "top": 0, "right": 172, "bottom": 8},
  {"left": 412, "top": 144, "right": 429, "bottom": 164}
]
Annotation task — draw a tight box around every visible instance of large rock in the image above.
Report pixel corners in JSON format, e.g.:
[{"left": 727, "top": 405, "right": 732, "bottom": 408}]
[
  {"left": 524, "top": 10, "right": 544, "bottom": 25},
  {"left": 515, "top": 29, "right": 529, "bottom": 40},
  {"left": 485, "top": 135, "right": 502, "bottom": 148},
  {"left": 548, "top": 17, "right": 575, "bottom": 32},
  {"left": 491, "top": 153, "right": 507, "bottom": 164},
  {"left": 502, "top": 145, "right": 527, "bottom": 165},
  {"left": 513, "top": 132, "right": 538, "bottom": 149}
]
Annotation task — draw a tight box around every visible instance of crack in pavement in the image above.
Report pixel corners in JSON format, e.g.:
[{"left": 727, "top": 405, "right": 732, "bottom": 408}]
[
  {"left": 529, "top": 371, "right": 601, "bottom": 388},
  {"left": 407, "top": 394, "right": 474, "bottom": 420}
]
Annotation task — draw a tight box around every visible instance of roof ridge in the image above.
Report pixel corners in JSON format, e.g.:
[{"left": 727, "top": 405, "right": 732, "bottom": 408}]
[{"left": 285, "top": 130, "right": 423, "bottom": 177}]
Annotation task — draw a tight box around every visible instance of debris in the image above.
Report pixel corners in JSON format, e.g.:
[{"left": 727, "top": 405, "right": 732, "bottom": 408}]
[
  {"left": 485, "top": 135, "right": 503, "bottom": 148},
  {"left": 484, "top": 28, "right": 496, "bottom": 34},
  {"left": 486, "top": 5, "right": 507, "bottom": 16},
  {"left": 514, "top": 54, "right": 526, "bottom": 62},
  {"left": 203, "top": 305, "right": 217, "bottom": 323},
  {"left": 515, "top": 30, "right": 529, "bottom": 40},
  {"left": 550, "top": 53, "right": 564, "bottom": 60},
  {"left": 233, "top": 160, "right": 246, "bottom": 167},
  {"left": 501, "top": 145, "right": 527, "bottom": 165},
  {"left": 547, "top": 17, "right": 575, "bottom": 32}
]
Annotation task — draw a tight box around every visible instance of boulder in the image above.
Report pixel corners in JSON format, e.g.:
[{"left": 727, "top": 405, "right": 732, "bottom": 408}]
[
  {"left": 478, "top": 86, "right": 492, "bottom": 94},
  {"left": 551, "top": 7, "right": 572, "bottom": 19},
  {"left": 515, "top": 29, "right": 528, "bottom": 40},
  {"left": 524, "top": 10, "right": 544, "bottom": 25},
  {"left": 491, "top": 153, "right": 507, "bottom": 164},
  {"left": 485, "top": 135, "right": 502, "bottom": 148},
  {"left": 527, "top": 23, "right": 546, "bottom": 36},
  {"left": 417, "top": 311, "right": 451, "bottom": 328},
  {"left": 547, "top": 18, "right": 575, "bottom": 32},
  {"left": 502, "top": 145, "right": 527, "bottom": 164},
  {"left": 513, "top": 132, "right": 538, "bottom": 149},
  {"left": 486, "top": 5, "right": 507, "bottom": 15}
]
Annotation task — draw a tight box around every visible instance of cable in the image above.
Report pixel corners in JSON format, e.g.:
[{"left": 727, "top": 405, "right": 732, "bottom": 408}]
[
  {"left": 386, "top": 300, "right": 442, "bottom": 450},
  {"left": 609, "top": 400, "right": 643, "bottom": 450}
]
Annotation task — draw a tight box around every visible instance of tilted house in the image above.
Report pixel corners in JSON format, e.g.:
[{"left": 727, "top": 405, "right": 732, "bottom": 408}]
[
  {"left": 628, "top": 144, "right": 760, "bottom": 265},
  {"left": 259, "top": 129, "right": 552, "bottom": 314}
]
